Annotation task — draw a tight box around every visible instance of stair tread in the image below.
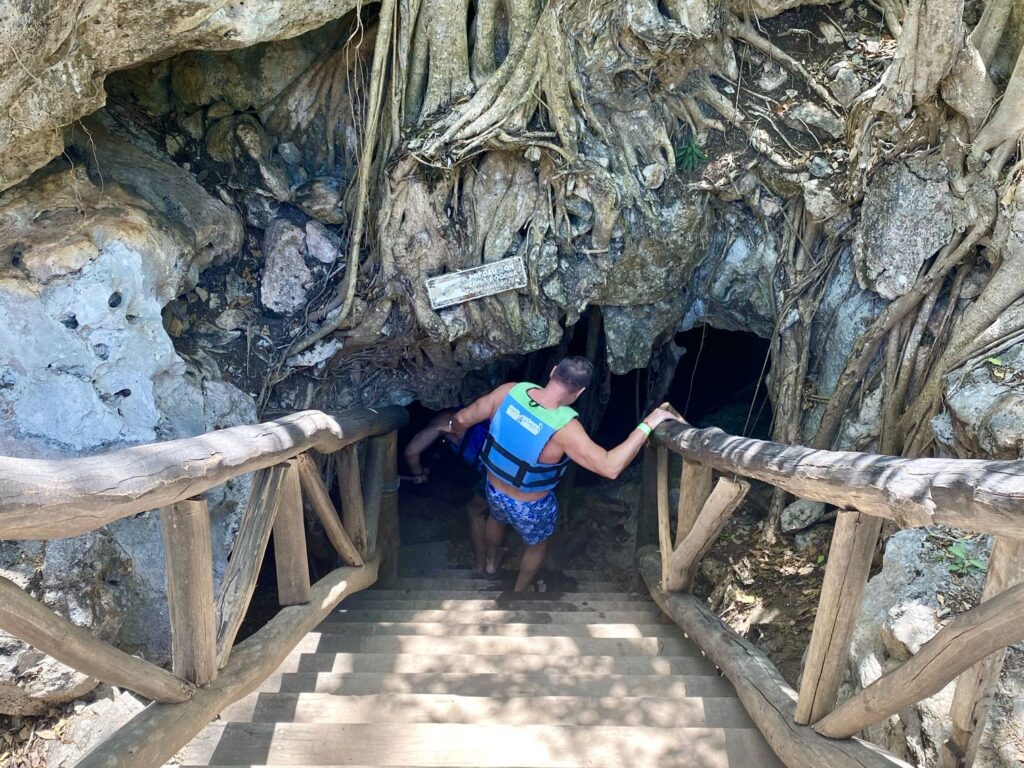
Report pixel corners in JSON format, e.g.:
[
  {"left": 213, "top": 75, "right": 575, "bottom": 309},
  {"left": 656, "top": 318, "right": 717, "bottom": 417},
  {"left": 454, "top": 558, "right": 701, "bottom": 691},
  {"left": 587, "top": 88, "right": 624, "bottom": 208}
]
[
  {"left": 355, "top": 590, "right": 647, "bottom": 601},
  {"left": 377, "top": 578, "right": 624, "bottom": 592},
  {"left": 329, "top": 609, "right": 664, "bottom": 624},
  {"left": 271, "top": 650, "right": 718, "bottom": 676},
  {"left": 253, "top": 671, "right": 736, "bottom": 698},
  {"left": 284, "top": 632, "right": 698, "bottom": 657},
  {"left": 340, "top": 598, "right": 652, "bottom": 612},
  {"left": 181, "top": 721, "right": 782, "bottom": 767},
  {"left": 219, "top": 692, "right": 754, "bottom": 728},
  {"left": 315, "top": 620, "right": 683, "bottom": 638}
]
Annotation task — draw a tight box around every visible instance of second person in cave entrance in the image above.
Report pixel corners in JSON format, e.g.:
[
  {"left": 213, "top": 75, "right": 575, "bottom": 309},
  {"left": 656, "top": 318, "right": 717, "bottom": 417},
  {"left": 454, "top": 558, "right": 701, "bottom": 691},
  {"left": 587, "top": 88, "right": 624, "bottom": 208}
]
[{"left": 448, "top": 356, "right": 681, "bottom": 592}]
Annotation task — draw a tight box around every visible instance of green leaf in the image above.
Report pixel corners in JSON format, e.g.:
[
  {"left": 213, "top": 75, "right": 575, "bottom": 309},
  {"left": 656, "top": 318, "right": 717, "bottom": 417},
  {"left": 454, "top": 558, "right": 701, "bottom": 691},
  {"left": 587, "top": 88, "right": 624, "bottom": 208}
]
[
  {"left": 816, "top": 554, "right": 825, "bottom": 564},
  {"left": 968, "top": 558, "right": 987, "bottom": 569},
  {"left": 987, "top": 357, "right": 1003, "bottom": 366}
]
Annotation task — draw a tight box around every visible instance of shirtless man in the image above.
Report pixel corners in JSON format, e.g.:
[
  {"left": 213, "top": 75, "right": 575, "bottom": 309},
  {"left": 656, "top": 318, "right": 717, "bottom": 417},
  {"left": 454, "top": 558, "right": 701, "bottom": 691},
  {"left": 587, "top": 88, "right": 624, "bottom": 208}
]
[{"left": 448, "top": 356, "right": 681, "bottom": 591}]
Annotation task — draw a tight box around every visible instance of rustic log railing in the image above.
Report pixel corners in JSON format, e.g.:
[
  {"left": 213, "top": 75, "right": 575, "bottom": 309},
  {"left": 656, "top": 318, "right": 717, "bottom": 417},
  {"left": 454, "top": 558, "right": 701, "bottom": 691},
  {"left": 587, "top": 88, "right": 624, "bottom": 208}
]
[
  {"left": 637, "top": 418, "right": 1024, "bottom": 768},
  {"left": 0, "top": 406, "right": 408, "bottom": 768}
]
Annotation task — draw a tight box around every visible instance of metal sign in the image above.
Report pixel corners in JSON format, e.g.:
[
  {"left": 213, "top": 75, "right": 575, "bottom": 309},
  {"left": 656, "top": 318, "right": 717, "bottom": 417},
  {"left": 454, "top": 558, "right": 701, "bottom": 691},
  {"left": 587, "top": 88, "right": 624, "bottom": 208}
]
[{"left": 426, "top": 257, "right": 528, "bottom": 310}]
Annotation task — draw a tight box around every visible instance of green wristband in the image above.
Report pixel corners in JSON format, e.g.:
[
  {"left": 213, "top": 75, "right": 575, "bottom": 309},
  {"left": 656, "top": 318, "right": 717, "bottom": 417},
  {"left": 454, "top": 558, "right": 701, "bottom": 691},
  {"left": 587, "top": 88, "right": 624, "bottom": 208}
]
[{"left": 636, "top": 422, "right": 653, "bottom": 437}]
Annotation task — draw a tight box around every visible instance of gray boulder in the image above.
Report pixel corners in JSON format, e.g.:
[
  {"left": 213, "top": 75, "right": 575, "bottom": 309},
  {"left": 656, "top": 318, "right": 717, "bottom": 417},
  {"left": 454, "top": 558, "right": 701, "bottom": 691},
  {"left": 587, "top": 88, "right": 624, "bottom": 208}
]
[
  {"left": 261, "top": 219, "right": 314, "bottom": 314},
  {"left": 781, "top": 499, "right": 828, "bottom": 533}
]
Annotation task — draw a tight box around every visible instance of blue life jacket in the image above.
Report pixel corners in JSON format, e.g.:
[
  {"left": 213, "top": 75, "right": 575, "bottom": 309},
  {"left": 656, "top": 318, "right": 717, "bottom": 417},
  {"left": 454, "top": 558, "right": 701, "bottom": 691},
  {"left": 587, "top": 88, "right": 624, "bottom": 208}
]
[
  {"left": 449, "top": 421, "right": 489, "bottom": 469},
  {"left": 480, "top": 382, "right": 578, "bottom": 492}
]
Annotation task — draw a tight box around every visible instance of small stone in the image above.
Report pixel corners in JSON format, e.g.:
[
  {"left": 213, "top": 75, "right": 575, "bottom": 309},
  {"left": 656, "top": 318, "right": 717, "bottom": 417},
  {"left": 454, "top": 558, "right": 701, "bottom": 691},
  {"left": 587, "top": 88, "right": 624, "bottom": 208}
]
[
  {"left": 783, "top": 102, "right": 846, "bottom": 140},
  {"left": 295, "top": 177, "right": 346, "bottom": 225},
  {"left": 781, "top": 499, "right": 828, "bottom": 533},
  {"left": 214, "top": 308, "right": 247, "bottom": 331},
  {"left": 194, "top": 286, "right": 209, "bottom": 302},
  {"left": 277, "top": 141, "right": 303, "bottom": 166},
  {"left": 758, "top": 63, "right": 788, "bottom": 91},
  {"left": 286, "top": 338, "right": 344, "bottom": 368},
  {"left": 524, "top": 146, "right": 542, "bottom": 162},
  {"left": 808, "top": 156, "right": 832, "bottom": 178},
  {"left": 829, "top": 66, "right": 862, "bottom": 107},
  {"left": 641, "top": 163, "right": 666, "bottom": 189},
  {"left": 206, "top": 102, "right": 234, "bottom": 119},
  {"left": 305, "top": 220, "right": 343, "bottom": 264}
]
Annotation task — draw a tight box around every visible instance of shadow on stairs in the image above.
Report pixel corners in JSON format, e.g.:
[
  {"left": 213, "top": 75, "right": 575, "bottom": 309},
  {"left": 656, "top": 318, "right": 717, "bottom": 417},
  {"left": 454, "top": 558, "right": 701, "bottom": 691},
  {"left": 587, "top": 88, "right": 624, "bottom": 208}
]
[{"left": 177, "top": 560, "right": 782, "bottom": 768}]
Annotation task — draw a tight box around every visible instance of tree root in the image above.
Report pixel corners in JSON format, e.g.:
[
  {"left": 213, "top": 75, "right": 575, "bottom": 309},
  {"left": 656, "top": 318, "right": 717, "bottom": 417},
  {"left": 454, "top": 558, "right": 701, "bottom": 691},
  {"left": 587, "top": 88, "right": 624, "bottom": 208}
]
[
  {"left": 287, "top": 0, "right": 398, "bottom": 358},
  {"left": 725, "top": 15, "right": 842, "bottom": 111}
]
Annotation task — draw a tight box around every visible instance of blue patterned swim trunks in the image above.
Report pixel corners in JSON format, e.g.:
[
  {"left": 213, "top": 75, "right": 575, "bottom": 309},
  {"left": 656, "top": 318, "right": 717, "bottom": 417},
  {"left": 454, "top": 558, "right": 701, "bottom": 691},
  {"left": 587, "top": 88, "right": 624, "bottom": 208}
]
[{"left": 485, "top": 482, "right": 558, "bottom": 545}]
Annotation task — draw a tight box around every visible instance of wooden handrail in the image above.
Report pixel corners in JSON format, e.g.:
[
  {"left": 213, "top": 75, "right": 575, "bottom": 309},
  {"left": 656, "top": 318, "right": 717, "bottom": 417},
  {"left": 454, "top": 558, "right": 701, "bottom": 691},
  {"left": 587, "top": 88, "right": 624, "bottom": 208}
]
[
  {"left": 642, "top": 418, "right": 1024, "bottom": 768},
  {"left": 0, "top": 407, "right": 407, "bottom": 540},
  {"left": 653, "top": 420, "right": 1024, "bottom": 539},
  {"left": 0, "top": 405, "right": 407, "bottom": 767}
]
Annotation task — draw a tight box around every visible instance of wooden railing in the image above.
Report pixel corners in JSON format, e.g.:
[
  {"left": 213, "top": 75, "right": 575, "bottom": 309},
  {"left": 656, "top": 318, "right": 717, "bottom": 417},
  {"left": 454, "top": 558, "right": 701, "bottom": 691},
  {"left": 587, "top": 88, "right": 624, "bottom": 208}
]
[
  {"left": 636, "top": 418, "right": 1024, "bottom": 768},
  {"left": 0, "top": 406, "right": 408, "bottom": 768}
]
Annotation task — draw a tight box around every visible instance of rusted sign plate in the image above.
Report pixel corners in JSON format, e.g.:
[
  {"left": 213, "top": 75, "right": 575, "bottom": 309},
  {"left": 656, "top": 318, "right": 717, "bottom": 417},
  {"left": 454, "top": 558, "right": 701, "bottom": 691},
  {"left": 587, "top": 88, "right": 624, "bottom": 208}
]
[{"left": 426, "top": 257, "right": 528, "bottom": 310}]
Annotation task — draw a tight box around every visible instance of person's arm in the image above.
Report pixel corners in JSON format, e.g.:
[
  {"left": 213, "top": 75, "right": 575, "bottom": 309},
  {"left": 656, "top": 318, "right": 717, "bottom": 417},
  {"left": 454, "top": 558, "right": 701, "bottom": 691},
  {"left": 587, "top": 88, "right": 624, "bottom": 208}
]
[
  {"left": 554, "top": 408, "right": 680, "bottom": 480},
  {"left": 449, "top": 383, "right": 515, "bottom": 435},
  {"left": 403, "top": 412, "right": 452, "bottom": 479}
]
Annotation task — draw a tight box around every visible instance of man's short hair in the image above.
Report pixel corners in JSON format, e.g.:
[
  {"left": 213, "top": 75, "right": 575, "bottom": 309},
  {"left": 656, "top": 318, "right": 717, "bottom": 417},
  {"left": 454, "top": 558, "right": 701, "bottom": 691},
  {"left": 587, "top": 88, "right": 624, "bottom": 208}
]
[{"left": 553, "top": 356, "right": 594, "bottom": 390}]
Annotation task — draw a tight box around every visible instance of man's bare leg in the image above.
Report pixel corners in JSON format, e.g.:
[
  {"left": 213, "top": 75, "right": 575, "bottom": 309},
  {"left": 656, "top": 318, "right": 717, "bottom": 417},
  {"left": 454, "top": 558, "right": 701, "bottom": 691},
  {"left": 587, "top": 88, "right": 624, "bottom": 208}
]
[
  {"left": 467, "top": 493, "right": 488, "bottom": 574},
  {"left": 514, "top": 540, "right": 548, "bottom": 592},
  {"left": 484, "top": 517, "right": 505, "bottom": 576}
]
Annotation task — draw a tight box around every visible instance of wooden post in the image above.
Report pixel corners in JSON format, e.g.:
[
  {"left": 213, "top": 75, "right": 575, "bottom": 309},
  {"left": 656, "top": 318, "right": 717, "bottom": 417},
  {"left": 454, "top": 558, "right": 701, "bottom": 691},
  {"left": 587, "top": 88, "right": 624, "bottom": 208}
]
[
  {"left": 296, "top": 453, "right": 364, "bottom": 566},
  {"left": 815, "top": 578, "right": 1024, "bottom": 739},
  {"left": 939, "top": 537, "right": 1024, "bottom": 768},
  {"left": 675, "top": 459, "right": 713, "bottom": 548},
  {"left": 160, "top": 499, "right": 217, "bottom": 686},
  {"left": 376, "top": 432, "right": 401, "bottom": 579},
  {"left": 795, "top": 510, "right": 883, "bottom": 725},
  {"left": 336, "top": 444, "right": 367, "bottom": 558},
  {"left": 656, "top": 445, "right": 672, "bottom": 591},
  {"left": 273, "top": 460, "right": 312, "bottom": 606},
  {"left": 666, "top": 477, "right": 750, "bottom": 592},
  {"left": 361, "top": 434, "right": 387, "bottom": 558},
  {"left": 215, "top": 464, "right": 287, "bottom": 668}
]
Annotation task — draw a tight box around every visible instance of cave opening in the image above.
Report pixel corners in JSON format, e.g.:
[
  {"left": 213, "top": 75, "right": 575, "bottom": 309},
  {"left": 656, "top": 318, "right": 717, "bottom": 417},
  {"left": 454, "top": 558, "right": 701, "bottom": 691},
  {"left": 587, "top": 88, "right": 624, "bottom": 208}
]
[{"left": 392, "top": 319, "right": 773, "bottom": 576}]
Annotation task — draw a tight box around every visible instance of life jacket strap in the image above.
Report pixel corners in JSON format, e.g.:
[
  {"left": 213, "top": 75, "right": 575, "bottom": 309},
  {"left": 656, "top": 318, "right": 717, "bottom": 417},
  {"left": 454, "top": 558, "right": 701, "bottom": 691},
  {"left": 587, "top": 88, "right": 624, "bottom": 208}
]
[{"left": 481, "top": 434, "right": 569, "bottom": 489}]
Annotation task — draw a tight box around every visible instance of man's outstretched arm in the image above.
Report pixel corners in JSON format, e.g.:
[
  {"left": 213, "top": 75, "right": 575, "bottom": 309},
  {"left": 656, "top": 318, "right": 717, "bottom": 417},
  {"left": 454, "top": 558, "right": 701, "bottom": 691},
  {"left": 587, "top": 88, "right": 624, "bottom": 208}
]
[
  {"left": 450, "top": 383, "right": 515, "bottom": 434},
  {"left": 555, "top": 408, "right": 679, "bottom": 480}
]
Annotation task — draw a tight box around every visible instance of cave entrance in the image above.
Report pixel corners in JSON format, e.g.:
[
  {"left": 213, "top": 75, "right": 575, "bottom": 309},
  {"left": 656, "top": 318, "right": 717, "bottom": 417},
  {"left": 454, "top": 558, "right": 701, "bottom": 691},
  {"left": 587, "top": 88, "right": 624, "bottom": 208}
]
[{"left": 393, "top": 321, "right": 772, "bottom": 577}]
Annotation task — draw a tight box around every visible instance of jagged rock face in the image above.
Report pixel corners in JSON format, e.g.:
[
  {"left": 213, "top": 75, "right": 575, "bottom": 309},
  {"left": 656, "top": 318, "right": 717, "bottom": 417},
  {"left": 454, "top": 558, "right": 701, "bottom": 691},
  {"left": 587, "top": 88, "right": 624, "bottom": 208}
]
[
  {"left": 0, "top": 0, "right": 365, "bottom": 190},
  {"left": 0, "top": 152, "right": 254, "bottom": 714}
]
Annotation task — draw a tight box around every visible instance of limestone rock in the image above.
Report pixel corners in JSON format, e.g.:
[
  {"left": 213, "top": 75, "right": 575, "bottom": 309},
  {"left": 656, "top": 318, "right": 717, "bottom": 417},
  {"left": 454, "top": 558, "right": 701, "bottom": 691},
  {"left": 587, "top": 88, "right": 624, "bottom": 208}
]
[
  {"left": 939, "top": 313, "right": 1024, "bottom": 459},
  {"left": 844, "top": 530, "right": 992, "bottom": 767},
  {"left": 261, "top": 219, "right": 313, "bottom": 314},
  {"left": 46, "top": 687, "right": 146, "bottom": 766},
  {"left": 782, "top": 102, "right": 845, "bottom": 140},
  {"left": 853, "top": 160, "right": 962, "bottom": 300},
  {"left": 305, "top": 221, "right": 344, "bottom": 265},
  {"left": 781, "top": 499, "right": 827, "bottom": 533},
  {"left": 829, "top": 64, "right": 862, "bottom": 107},
  {"left": 0, "top": 0, "right": 364, "bottom": 190},
  {"left": 0, "top": 159, "right": 254, "bottom": 713},
  {"left": 295, "top": 177, "right": 347, "bottom": 224}
]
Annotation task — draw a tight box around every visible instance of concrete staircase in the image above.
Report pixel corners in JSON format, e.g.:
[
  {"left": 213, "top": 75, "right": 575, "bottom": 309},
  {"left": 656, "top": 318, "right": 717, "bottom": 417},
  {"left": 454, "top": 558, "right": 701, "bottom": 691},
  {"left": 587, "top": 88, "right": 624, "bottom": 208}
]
[{"left": 179, "top": 567, "right": 782, "bottom": 767}]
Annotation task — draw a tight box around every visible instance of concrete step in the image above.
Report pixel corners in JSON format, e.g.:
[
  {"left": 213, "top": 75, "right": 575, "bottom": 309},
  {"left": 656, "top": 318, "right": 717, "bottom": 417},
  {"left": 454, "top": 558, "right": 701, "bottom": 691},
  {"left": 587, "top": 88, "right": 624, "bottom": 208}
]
[
  {"left": 181, "top": 721, "right": 782, "bottom": 767},
  {"left": 278, "top": 632, "right": 698, "bottom": 658},
  {"left": 356, "top": 589, "right": 647, "bottom": 602},
  {"left": 253, "top": 671, "right": 736, "bottom": 699},
  {"left": 377, "top": 577, "right": 624, "bottom": 592},
  {"left": 340, "top": 597, "right": 652, "bottom": 612},
  {"left": 271, "top": 650, "right": 718, "bottom": 676},
  {"left": 219, "top": 692, "right": 753, "bottom": 729},
  {"left": 396, "top": 567, "right": 606, "bottom": 581},
  {"left": 329, "top": 608, "right": 665, "bottom": 625},
  {"left": 316, "top": 620, "right": 683, "bottom": 638}
]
